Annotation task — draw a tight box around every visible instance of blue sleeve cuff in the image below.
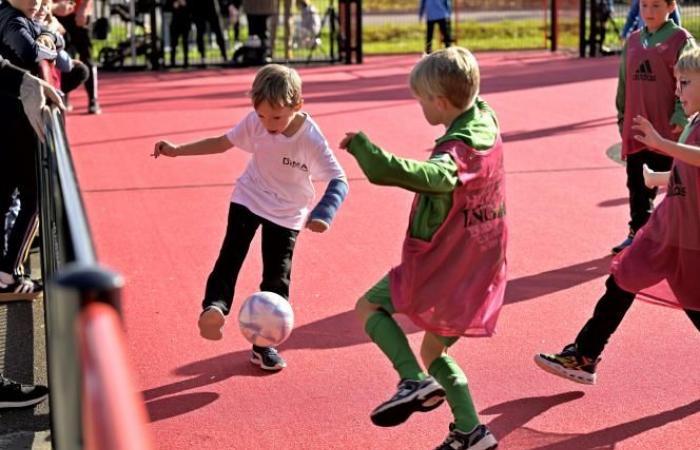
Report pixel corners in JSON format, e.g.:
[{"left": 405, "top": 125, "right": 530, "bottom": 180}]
[{"left": 309, "top": 178, "right": 348, "bottom": 227}]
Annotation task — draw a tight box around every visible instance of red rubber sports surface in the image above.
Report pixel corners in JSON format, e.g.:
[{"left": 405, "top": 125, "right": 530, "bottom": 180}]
[{"left": 65, "top": 52, "right": 700, "bottom": 449}]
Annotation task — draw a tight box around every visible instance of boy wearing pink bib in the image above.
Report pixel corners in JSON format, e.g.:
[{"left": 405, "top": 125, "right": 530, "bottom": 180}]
[
  {"left": 535, "top": 46, "right": 700, "bottom": 386},
  {"left": 341, "top": 48, "right": 505, "bottom": 450},
  {"left": 612, "top": 0, "right": 694, "bottom": 254}
]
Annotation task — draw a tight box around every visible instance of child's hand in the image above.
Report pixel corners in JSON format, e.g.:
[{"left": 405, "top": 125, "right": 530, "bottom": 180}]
[
  {"left": 37, "top": 35, "right": 56, "bottom": 51},
  {"left": 153, "top": 140, "right": 178, "bottom": 158},
  {"left": 305, "top": 219, "right": 329, "bottom": 233},
  {"left": 642, "top": 164, "right": 655, "bottom": 188},
  {"left": 632, "top": 115, "right": 664, "bottom": 150},
  {"left": 339, "top": 132, "right": 357, "bottom": 150}
]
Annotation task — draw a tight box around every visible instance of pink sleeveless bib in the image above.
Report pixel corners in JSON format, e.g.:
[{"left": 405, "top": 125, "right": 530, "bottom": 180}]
[
  {"left": 612, "top": 118, "right": 700, "bottom": 310},
  {"left": 389, "top": 138, "right": 507, "bottom": 336},
  {"left": 621, "top": 29, "right": 689, "bottom": 158}
]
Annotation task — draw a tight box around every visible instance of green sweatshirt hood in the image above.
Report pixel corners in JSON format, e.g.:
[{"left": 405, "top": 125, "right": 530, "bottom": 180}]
[{"left": 435, "top": 97, "right": 499, "bottom": 150}]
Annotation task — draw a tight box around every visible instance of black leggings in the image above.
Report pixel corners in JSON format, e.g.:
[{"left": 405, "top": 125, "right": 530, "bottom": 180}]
[
  {"left": 575, "top": 276, "right": 700, "bottom": 360},
  {"left": 425, "top": 18, "right": 452, "bottom": 54},
  {"left": 57, "top": 14, "right": 97, "bottom": 102},
  {"left": 202, "top": 203, "right": 298, "bottom": 315}
]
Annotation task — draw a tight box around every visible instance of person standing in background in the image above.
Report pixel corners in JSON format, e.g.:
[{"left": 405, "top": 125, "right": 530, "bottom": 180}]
[
  {"left": 53, "top": 0, "right": 100, "bottom": 114},
  {"left": 242, "top": 0, "right": 277, "bottom": 58},
  {"left": 419, "top": 0, "right": 452, "bottom": 54}
]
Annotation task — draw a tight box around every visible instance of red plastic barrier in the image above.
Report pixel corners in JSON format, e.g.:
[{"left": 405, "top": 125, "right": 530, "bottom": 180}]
[{"left": 78, "top": 303, "right": 153, "bottom": 450}]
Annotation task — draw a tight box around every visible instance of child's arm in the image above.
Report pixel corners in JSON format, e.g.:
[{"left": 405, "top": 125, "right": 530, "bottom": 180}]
[
  {"left": 340, "top": 132, "right": 458, "bottom": 194},
  {"left": 306, "top": 177, "right": 349, "bottom": 233},
  {"left": 643, "top": 164, "right": 670, "bottom": 188},
  {"left": 153, "top": 134, "right": 233, "bottom": 158},
  {"left": 633, "top": 115, "right": 700, "bottom": 167}
]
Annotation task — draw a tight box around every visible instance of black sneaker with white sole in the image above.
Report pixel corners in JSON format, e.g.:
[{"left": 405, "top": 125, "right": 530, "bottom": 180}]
[
  {"left": 0, "top": 375, "right": 49, "bottom": 409},
  {"left": 434, "top": 423, "right": 498, "bottom": 450},
  {"left": 250, "top": 346, "right": 286, "bottom": 371},
  {"left": 370, "top": 377, "right": 445, "bottom": 427}
]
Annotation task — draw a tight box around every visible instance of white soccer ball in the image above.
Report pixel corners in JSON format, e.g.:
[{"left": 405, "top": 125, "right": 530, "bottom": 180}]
[{"left": 238, "top": 291, "right": 294, "bottom": 347}]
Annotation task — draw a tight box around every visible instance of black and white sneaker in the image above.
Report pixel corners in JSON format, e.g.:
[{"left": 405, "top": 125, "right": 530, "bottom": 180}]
[
  {"left": 250, "top": 346, "right": 286, "bottom": 371},
  {"left": 0, "top": 375, "right": 49, "bottom": 409},
  {"left": 434, "top": 423, "right": 498, "bottom": 450},
  {"left": 370, "top": 377, "right": 445, "bottom": 427}
]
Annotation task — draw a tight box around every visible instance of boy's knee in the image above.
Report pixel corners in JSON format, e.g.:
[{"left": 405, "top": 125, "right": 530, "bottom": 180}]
[
  {"left": 355, "top": 296, "right": 378, "bottom": 323},
  {"left": 420, "top": 333, "right": 447, "bottom": 368}
]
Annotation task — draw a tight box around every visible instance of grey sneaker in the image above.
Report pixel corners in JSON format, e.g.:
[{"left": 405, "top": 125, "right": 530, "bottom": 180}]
[
  {"left": 198, "top": 306, "right": 225, "bottom": 340},
  {"left": 370, "top": 377, "right": 445, "bottom": 427},
  {"left": 250, "top": 346, "right": 286, "bottom": 371},
  {"left": 434, "top": 423, "right": 498, "bottom": 450},
  {"left": 612, "top": 230, "right": 635, "bottom": 254}
]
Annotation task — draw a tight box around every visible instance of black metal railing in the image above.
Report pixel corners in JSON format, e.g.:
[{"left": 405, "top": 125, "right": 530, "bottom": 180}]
[{"left": 38, "top": 108, "right": 152, "bottom": 449}]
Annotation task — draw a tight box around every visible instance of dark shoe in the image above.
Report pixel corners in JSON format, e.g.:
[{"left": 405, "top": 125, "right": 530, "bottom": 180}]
[
  {"left": 250, "top": 346, "right": 286, "bottom": 371},
  {"left": 0, "top": 275, "right": 43, "bottom": 301},
  {"left": 612, "top": 230, "right": 635, "bottom": 254},
  {"left": 88, "top": 100, "right": 102, "bottom": 115},
  {"left": 434, "top": 423, "right": 498, "bottom": 450},
  {"left": 0, "top": 376, "right": 49, "bottom": 409},
  {"left": 370, "top": 377, "right": 445, "bottom": 427},
  {"left": 198, "top": 306, "right": 225, "bottom": 340},
  {"left": 534, "top": 343, "right": 599, "bottom": 385}
]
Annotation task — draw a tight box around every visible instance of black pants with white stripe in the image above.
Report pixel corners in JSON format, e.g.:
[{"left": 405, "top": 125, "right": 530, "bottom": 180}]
[
  {"left": 0, "top": 103, "right": 39, "bottom": 275},
  {"left": 202, "top": 203, "right": 298, "bottom": 315}
]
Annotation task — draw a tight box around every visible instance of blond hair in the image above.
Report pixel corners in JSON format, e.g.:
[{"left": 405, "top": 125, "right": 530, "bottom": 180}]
[
  {"left": 250, "top": 64, "right": 303, "bottom": 108},
  {"left": 409, "top": 47, "right": 480, "bottom": 109},
  {"left": 676, "top": 46, "right": 700, "bottom": 74}
]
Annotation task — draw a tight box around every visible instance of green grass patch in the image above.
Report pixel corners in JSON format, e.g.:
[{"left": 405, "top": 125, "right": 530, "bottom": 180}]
[{"left": 363, "top": 19, "right": 581, "bottom": 53}]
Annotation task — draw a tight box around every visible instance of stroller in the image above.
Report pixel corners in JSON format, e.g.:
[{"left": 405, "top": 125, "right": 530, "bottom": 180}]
[{"left": 96, "top": 0, "right": 161, "bottom": 69}]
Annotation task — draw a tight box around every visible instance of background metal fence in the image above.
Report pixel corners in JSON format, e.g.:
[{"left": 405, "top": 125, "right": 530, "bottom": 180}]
[
  {"left": 89, "top": 1, "right": 700, "bottom": 69},
  {"left": 92, "top": 0, "right": 348, "bottom": 69},
  {"left": 584, "top": 1, "right": 700, "bottom": 57}
]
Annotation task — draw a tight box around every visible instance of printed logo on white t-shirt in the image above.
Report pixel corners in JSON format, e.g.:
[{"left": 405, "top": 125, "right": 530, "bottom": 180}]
[{"left": 282, "top": 157, "right": 309, "bottom": 172}]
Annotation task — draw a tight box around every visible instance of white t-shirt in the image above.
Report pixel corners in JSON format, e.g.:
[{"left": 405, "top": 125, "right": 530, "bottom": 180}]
[{"left": 226, "top": 111, "right": 345, "bottom": 230}]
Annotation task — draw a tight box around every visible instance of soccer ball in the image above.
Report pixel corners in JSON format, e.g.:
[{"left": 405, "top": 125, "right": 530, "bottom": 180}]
[{"left": 238, "top": 291, "right": 294, "bottom": 347}]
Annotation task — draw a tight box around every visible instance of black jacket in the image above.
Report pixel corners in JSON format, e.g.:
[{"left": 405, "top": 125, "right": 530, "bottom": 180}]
[
  {"left": 0, "top": 1, "right": 41, "bottom": 71},
  {"left": 0, "top": 56, "right": 25, "bottom": 98}
]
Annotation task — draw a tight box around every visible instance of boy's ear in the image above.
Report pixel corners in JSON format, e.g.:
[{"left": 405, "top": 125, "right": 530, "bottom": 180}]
[
  {"left": 293, "top": 99, "right": 304, "bottom": 111},
  {"left": 435, "top": 96, "right": 451, "bottom": 111}
]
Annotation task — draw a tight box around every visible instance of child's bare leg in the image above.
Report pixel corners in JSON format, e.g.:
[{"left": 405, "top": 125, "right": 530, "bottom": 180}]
[{"left": 421, "top": 332, "right": 480, "bottom": 434}]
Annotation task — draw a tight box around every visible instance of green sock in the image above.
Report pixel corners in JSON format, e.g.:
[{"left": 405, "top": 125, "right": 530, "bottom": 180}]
[
  {"left": 428, "top": 355, "right": 479, "bottom": 433},
  {"left": 365, "top": 311, "right": 426, "bottom": 381}
]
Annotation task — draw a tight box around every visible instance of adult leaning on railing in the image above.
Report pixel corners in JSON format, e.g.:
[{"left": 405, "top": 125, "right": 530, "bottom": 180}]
[{"left": 38, "top": 108, "right": 153, "bottom": 449}]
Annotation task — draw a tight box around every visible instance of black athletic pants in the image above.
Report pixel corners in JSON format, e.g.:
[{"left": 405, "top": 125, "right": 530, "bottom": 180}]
[
  {"left": 575, "top": 276, "right": 700, "bottom": 360},
  {"left": 202, "top": 203, "right": 298, "bottom": 315}
]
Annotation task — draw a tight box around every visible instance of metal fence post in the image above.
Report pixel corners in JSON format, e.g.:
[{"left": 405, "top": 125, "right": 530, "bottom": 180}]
[{"left": 46, "top": 264, "right": 124, "bottom": 450}]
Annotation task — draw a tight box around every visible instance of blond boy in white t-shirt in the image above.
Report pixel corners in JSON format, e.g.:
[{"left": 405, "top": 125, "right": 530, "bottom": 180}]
[{"left": 153, "top": 64, "right": 348, "bottom": 371}]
